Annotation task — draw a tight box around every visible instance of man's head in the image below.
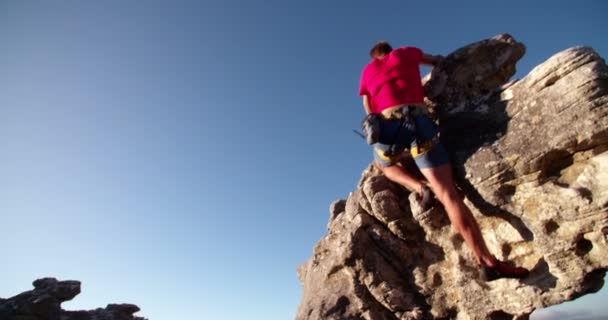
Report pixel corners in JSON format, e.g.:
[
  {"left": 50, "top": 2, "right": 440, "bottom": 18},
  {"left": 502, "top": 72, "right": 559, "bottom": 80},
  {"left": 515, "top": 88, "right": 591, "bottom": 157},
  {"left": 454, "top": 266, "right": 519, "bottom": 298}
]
[{"left": 370, "top": 41, "right": 393, "bottom": 58}]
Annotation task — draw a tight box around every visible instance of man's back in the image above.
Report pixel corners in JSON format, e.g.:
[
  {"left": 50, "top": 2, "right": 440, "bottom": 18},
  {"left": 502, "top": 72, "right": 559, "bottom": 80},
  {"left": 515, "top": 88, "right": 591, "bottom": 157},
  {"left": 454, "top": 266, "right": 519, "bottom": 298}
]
[{"left": 359, "top": 46, "right": 425, "bottom": 113}]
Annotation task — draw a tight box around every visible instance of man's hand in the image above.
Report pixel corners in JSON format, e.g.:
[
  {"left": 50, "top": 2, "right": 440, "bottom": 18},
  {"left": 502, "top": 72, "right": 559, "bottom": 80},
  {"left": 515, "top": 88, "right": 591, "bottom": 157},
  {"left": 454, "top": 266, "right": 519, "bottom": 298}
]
[{"left": 421, "top": 53, "right": 444, "bottom": 67}]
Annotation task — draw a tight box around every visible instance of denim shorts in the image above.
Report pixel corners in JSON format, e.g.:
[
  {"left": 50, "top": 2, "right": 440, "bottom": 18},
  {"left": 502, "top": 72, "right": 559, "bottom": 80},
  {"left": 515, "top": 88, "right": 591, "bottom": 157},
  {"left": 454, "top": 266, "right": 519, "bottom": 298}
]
[{"left": 372, "top": 113, "right": 450, "bottom": 169}]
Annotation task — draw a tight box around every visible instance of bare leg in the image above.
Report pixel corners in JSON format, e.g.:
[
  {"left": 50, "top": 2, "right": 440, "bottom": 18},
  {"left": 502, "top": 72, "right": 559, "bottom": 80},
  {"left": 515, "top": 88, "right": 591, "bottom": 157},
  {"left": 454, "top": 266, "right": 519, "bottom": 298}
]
[
  {"left": 419, "top": 163, "right": 496, "bottom": 266},
  {"left": 378, "top": 158, "right": 529, "bottom": 279},
  {"left": 376, "top": 160, "right": 425, "bottom": 194}
]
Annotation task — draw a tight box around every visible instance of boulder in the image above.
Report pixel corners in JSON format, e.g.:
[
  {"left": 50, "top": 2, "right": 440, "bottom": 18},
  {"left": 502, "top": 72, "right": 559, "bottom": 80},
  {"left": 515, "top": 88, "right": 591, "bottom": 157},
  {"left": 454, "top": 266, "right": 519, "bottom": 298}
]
[
  {"left": 296, "top": 34, "right": 608, "bottom": 320},
  {"left": 0, "top": 278, "right": 145, "bottom": 320}
]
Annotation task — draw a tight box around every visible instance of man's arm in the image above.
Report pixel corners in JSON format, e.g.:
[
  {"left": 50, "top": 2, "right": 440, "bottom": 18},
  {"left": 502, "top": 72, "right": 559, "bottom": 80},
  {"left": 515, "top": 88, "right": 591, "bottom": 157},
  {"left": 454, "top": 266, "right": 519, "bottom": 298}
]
[
  {"left": 362, "top": 95, "right": 372, "bottom": 115},
  {"left": 421, "top": 53, "right": 444, "bottom": 67}
]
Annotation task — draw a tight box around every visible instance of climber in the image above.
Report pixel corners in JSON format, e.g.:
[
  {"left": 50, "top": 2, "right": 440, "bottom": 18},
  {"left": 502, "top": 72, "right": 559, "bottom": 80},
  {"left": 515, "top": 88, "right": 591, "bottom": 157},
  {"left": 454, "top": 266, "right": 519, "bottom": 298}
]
[{"left": 358, "top": 41, "right": 530, "bottom": 281}]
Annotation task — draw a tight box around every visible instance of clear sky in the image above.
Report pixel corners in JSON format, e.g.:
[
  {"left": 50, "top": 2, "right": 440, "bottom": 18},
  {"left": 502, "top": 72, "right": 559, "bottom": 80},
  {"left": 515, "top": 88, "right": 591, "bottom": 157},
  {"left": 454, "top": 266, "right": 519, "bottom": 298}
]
[{"left": 1, "top": 1, "right": 607, "bottom": 320}]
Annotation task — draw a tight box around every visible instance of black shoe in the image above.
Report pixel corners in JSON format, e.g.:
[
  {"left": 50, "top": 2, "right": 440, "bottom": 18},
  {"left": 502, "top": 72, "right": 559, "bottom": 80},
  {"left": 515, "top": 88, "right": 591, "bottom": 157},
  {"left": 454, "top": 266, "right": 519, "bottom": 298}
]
[{"left": 481, "top": 261, "right": 530, "bottom": 281}]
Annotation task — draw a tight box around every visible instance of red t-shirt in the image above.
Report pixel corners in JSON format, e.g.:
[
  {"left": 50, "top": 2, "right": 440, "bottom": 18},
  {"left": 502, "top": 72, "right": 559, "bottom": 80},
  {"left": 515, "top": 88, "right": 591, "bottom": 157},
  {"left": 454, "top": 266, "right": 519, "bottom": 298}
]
[{"left": 359, "top": 47, "right": 424, "bottom": 114}]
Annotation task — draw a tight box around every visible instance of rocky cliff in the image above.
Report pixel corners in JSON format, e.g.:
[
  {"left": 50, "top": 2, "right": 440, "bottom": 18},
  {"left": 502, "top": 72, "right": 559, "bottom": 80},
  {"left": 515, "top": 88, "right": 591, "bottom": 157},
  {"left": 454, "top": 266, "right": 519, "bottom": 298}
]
[
  {"left": 296, "top": 34, "right": 608, "bottom": 320},
  {"left": 0, "top": 278, "right": 145, "bottom": 320}
]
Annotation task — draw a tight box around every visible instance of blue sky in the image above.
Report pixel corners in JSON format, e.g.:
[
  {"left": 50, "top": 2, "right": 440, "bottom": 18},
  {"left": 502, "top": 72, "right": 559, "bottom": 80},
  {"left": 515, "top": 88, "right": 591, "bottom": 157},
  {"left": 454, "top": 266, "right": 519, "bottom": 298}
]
[{"left": 1, "top": 1, "right": 607, "bottom": 319}]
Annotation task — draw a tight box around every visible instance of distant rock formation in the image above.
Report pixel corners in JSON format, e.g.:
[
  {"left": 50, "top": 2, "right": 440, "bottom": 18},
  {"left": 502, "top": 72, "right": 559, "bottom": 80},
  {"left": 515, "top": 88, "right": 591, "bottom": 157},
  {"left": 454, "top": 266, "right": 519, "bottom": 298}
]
[
  {"left": 297, "top": 34, "right": 608, "bottom": 320},
  {"left": 0, "top": 278, "right": 145, "bottom": 320}
]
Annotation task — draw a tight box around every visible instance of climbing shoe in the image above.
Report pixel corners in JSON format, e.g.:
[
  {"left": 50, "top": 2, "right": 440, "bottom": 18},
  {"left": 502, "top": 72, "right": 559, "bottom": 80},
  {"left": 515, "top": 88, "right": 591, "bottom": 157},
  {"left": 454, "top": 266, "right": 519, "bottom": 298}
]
[
  {"left": 480, "top": 261, "right": 530, "bottom": 281},
  {"left": 416, "top": 185, "right": 435, "bottom": 211}
]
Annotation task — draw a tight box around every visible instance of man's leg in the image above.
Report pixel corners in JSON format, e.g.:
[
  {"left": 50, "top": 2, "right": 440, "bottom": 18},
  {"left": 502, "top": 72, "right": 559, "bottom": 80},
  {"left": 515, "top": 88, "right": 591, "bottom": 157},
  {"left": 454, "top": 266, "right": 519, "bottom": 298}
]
[
  {"left": 419, "top": 163, "right": 495, "bottom": 266},
  {"left": 408, "top": 114, "right": 495, "bottom": 265},
  {"left": 378, "top": 160, "right": 425, "bottom": 194},
  {"left": 373, "top": 142, "right": 426, "bottom": 194},
  {"left": 419, "top": 163, "right": 530, "bottom": 280}
]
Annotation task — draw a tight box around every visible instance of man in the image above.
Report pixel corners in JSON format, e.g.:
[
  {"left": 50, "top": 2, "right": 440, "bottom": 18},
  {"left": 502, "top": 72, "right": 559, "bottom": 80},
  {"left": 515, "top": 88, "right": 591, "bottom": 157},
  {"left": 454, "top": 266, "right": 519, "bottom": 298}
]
[{"left": 359, "top": 41, "right": 529, "bottom": 280}]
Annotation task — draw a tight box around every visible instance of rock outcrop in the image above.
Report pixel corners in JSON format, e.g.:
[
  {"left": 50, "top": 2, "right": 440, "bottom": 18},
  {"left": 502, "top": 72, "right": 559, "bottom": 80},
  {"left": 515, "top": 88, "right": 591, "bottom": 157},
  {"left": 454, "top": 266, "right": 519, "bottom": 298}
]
[
  {"left": 0, "top": 278, "right": 146, "bottom": 320},
  {"left": 297, "top": 34, "right": 608, "bottom": 320}
]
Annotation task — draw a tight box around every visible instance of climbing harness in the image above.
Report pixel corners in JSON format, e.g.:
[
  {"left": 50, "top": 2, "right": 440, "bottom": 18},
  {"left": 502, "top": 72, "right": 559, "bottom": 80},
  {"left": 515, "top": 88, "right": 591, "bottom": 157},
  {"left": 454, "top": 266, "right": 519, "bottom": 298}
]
[
  {"left": 360, "top": 113, "right": 383, "bottom": 145},
  {"left": 359, "top": 105, "right": 440, "bottom": 159}
]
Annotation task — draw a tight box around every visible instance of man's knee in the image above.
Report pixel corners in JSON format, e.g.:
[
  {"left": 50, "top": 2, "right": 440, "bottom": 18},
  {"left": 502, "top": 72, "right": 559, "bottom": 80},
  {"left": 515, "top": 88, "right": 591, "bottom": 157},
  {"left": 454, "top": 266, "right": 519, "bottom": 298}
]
[
  {"left": 377, "top": 163, "right": 402, "bottom": 183},
  {"left": 431, "top": 183, "right": 460, "bottom": 203},
  {"left": 380, "top": 165, "right": 396, "bottom": 180}
]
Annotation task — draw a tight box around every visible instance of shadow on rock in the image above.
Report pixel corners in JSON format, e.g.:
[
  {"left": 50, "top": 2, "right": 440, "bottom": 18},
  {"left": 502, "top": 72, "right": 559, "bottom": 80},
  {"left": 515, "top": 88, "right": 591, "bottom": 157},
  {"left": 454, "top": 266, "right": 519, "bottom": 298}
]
[{"left": 523, "top": 258, "right": 558, "bottom": 290}]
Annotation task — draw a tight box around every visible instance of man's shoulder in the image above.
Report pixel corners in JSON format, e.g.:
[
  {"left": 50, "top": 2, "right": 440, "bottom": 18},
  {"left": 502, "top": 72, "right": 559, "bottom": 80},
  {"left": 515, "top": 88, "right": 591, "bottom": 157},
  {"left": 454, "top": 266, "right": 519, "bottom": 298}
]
[
  {"left": 361, "top": 60, "right": 378, "bottom": 77},
  {"left": 391, "top": 47, "right": 423, "bottom": 63},
  {"left": 394, "top": 46, "right": 423, "bottom": 55}
]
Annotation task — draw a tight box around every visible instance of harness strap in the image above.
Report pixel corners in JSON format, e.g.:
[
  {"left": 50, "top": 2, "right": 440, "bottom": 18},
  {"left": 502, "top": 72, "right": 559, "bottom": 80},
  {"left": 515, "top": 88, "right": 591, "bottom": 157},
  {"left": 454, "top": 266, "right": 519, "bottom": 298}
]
[
  {"left": 381, "top": 105, "right": 427, "bottom": 119},
  {"left": 382, "top": 106, "right": 419, "bottom": 157},
  {"left": 410, "top": 135, "right": 440, "bottom": 158},
  {"left": 382, "top": 105, "right": 439, "bottom": 158}
]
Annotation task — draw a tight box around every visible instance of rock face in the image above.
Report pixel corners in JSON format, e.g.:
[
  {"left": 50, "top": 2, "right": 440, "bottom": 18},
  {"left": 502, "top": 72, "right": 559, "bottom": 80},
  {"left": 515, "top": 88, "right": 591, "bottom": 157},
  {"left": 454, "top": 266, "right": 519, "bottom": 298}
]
[
  {"left": 296, "top": 34, "right": 608, "bottom": 320},
  {"left": 0, "top": 278, "right": 146, "bottom": 320}
]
